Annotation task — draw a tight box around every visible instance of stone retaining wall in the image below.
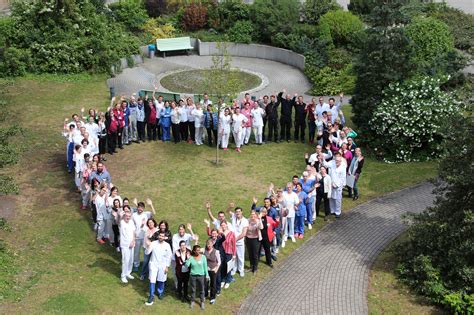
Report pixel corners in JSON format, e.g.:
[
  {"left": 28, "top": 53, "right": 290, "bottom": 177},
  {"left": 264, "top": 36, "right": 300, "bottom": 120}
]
[{"left": 196, "top": 40, "right": 305, "bottom": 71}]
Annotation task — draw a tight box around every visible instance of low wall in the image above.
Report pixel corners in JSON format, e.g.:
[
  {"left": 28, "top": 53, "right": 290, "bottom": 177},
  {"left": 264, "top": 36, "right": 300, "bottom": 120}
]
[{"left": 196, "top": 40, "right": 305, "bottom": 71}]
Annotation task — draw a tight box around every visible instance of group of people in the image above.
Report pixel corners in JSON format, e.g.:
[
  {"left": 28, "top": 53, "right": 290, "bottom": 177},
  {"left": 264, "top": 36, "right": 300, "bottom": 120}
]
[{"left": 62, "top": 89, "right": 365, "bottom": 308}]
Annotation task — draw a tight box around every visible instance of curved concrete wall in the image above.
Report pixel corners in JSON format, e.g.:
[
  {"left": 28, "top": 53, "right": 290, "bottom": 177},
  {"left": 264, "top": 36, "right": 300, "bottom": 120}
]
[{"left": 196, "top": 39, "right": 305, "bottom": 71}]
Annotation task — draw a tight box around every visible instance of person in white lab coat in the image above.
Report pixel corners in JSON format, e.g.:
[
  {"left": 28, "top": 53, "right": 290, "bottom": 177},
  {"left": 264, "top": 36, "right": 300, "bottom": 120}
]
[
  {"left": 330, "top": 156, "right": 346, "bottom": 218},
  {"left": 232, "top": 107, "right": 248, "bottom": 152},
  {"left": 219, "top": 108, "right": 232, "bottom": 150},
  {"left": 192, "top": 103, "right": 205, "bottom": 145},
  {"left": 145, "top": 231, "right": 172, "bottom": 305},
  {"left": 118, "top": 209, "right": 136, "bottom": 283},
  {"left": 251, "top": 102, "right": 265, "bottom": 145}
]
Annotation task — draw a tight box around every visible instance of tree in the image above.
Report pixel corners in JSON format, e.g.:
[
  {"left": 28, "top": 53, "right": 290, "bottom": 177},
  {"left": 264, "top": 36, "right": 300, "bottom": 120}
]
[
  {"left": 303, "top": 0, "right": 340, "bottom": 24},
  {"left": 350, "top": 25, "right": 415, "bottom": 140},
  {"left": 396, "top": 109, "right": 473, "bottom": 313},
  {"left": 203, "top": 42, "right": 243, "bottom": 164}
]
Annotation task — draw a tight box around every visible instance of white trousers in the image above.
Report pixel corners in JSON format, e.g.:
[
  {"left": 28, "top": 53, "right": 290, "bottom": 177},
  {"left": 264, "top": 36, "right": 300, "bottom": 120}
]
[
  {"left": 252, "top": 126, "right": 263, "bottom": 144},
  {"left": 195, "top": 127, "right": 204, "bottom": 145},
  {"left": 133, "top": 238, "right": 144, "bottom": 267},
  {"left": 220, "top": 131, "right": 230, "bottom": 148},
  {"left": 233, "top": 129, "right": 243, "bottom": 148},
  {"left": 330, "top": 189, "right": 343, "bottom": 215},
  {"left": 120, "top": 246, "right": 134, "bottom": 278},
  {"left": 233, "top": 243, "right": 245, "bottom": 276},
  {"left": 243, "top": 127, "right": 251, "bottom": 144},
  {"left": 75, "top": 171, "right": 82, "bottom": 188}
]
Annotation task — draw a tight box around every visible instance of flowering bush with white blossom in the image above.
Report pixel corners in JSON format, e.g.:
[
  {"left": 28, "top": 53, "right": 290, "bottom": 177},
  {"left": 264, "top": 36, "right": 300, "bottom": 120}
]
[{"left": 370, "top": 76, "right": 462, "bottom": 162}]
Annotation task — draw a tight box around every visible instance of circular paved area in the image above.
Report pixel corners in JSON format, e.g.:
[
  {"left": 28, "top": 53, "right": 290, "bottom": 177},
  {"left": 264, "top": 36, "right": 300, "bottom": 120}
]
[
  {"left": 107, "top": 55, "right": 312, "bottom": 98},
  {"left": 239, "top": 182, "right": 435, "bottom": 315}
]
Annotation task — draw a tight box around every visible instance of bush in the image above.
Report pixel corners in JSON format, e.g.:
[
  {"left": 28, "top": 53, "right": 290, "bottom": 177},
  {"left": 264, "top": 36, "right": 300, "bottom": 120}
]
[
  {"left": 370, "top": 76, "right": 461, "bottom": 162},
  {"left": 181, "top": 1, "right": 208, "bottom": 31},
  {"left": 109, "top": 0, "right": 149, "bottom": 32},
  {"left": 396, "top": 108, "right": 473, "bottom": 313},
  {"left": 143, "top": 18, "right": 176, "bottom": 41},
  {"left": 406, "top": 16, "right": 455, "bottom": 74},
  {"left": 306, "top": 64, "right": 355, "bottom": 96},
  {"left": 348, "top": 0, "right": 378, "bottom": 15},
  {"left": 250, "top": 0, "right": 300, "bottom": 43},
  {"left": 227, "top": 20, "right": 254, "bottom": 44},
  {"left": 1, "top": 47, "right": 31, "bottom": 77},
  {"left": 0, "top": 17, "right": 14, "bottom": 47},
  {"left": 303, "top": 0, "right": 340, "bottom": 24},
  {"left": 318, "top": 10, "right": 364, "bottom": 47},
  {"left": 208, "top": 0, "right": 250, "bottom": 31},
  {"left": 145, "top": 0, "right": 168, "bottom": 17},
  {"left": 431, "top": 5, "right": 474, "bottom": 52}
]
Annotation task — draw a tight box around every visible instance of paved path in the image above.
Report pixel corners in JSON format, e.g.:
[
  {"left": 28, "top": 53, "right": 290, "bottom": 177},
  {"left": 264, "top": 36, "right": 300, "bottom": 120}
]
[
  {"left": 107, "top": 55, "right": 312, "bottom": 98},
  {"left": 239, "top": 182, "right": 435, "bottom": 315}
]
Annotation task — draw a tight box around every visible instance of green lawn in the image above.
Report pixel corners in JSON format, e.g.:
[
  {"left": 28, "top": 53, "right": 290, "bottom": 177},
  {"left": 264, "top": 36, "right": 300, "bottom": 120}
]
[
  {"left": 368, "top": 235, "right": 444, "bottom": 315},
  {"left": 0, "top": 75, "right": 438, "bottom": 314}
]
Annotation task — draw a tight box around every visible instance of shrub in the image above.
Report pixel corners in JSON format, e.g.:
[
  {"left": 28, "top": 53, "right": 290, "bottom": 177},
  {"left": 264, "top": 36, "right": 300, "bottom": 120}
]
[
  {"left": 318, "top": 10, "right": 364, "bottom": 47},
  {"left": 396, "top": 109, "right": 473, "bottom": 313},
  {"left": 0, "top": 17, "right": 14, "bottom": 47},
  {"left": 227, "top": 20, "right": 254, "bottom": 44},
  {"left": 303, "top": 0, "right": 340, "bottom": 24},
  {"left": 143, "top": 18, "right": 176, "bottom": 41},
  {"left": 109, "top": 0, "right": 149, "bottom": 32},
  {"left": 250, "top": 0, "right": 300, "bottom": 43},
  {"left": 431, "top": 5, "right": 474, "bottom": 52},
  {"left": 1, "top": 47, "right": 31, "bottom": 77},
  {"left": 306, "top": 64, "right": 355, "bottom": 96},
  {"left": 209, "top": 0, "right": 250, "bottom": 31},
  {"left": 181, "top": 1, "right": 208, "bottom": 31},
  {"left": 348, "top": 0, "right": 378, "bottom": 15},
  {"left": 406, "top": 16, "right": 455, "bottom": 74},
  {"left": 1, "top": 0, "right": 140, "bottom": 76},
  {"left": 145, "top": 0, "right": 168, "bottom": 17},
  {"left": 370, "top": 76, "right": 461, "bottom": 162}
]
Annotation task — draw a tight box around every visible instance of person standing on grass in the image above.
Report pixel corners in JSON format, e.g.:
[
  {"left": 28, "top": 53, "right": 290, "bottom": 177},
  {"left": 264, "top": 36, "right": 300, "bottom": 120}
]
[
  {"left": 140, "top": 218, "right": 158, "bottom": 280},
  {"left": 185, "top": 245, "right": 209, "bottom": 310},
  {"left": 132, "top": 199, "right": 156, "bottom": 272},
  {"left": 251, "top": 102, "right": 265, "bottom": 145},
  {"left": 204, "top": 104, "right": 218, "bottom": 147},
  {"left": 227, "top": 206, "right": 248, "bottom": 278},
  {"left": 145, "top": 99, "right": 157, "bottom": 141},
  {"left": 294, "top": 95, "right": 306, "bottom": 143},
  {"left": 136, "top": 97, "right": 146, "bottom": 142},
  {"left": 348, "top": 148, "right": 364, "bottom": 200},
  {"left": 128, "top": 95, "right": 139, "bottom": 143},
  {"left": 300, "top": 171, "right": 315, "bottom": 229},
  {"left": 219, "top": 107, "right": 232, "bottom": 150},
  {"left": 94, "top": 184, "right": 109, "bottom": 244},
  {"left": 178, "top": 99, "right": 188, "bottom": 143},
  {"left": 159, "top": 101, "right": 172, "bottom": 142},
  {"left": 294, "top": 182, "right": 308, "bottom": 239},
  {"left": 192, "top": 102, "right": 205, "bottom": 146},
  {"left": 186, "top": 98, "right": 196, "bottom": 143},
  {"left": 170, "top": 101, "right": 181, "bottom": 144},
  {"left": 204, "top": 238, "right": 221, "bottom": 305},
  {"left": 245, "top": 211, "right": 263, "bottom": 275},
  {"left": 171, "top": 224, "right": 196, "bottom": 289},
  {"left": 231, "top": 106, "right": 248, "bottom": 153},
  {"left": 281, "top": 182, "right": 300, "bottom": 247},
  {"left": 120, "top": 100, "right": 130, "bottom": 146},
  {"left": 204, "top": 222, "right": 226, "bottom": 295},
  {"left": 279, "top": 90, "right": 296, "bottom": 143},
  {"left": 241, "top": 102, "right": 252, "bottom": 145},
  {"left": 145, "top": 231, "right": 172, "bottom": 305},
  {"left": 316, "top": 166, "right": 332, "bottom": 221},
  {"left": 220, "top": 221, "right": 236, "bottom": 289},
  {"left": 259, "top": 207, "right": 279, "bottom": 268},
  {"left": 118, "top": 209, "right": 136, "bottom": 284},
  {"left": 266, "top": 94, "right": 280, "bottom": 143},
  {"left": 175, "top": 240, "right": 191, "bottom": 302},
  {"left": 330, "top": 156, "right": 346, "bottom": 219}
]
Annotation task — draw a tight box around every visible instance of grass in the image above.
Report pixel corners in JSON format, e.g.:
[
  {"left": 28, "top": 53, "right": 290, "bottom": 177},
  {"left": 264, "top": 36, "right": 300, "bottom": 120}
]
[
  {"left": 160, "top": 69, "right": 262, "bottom": 94},
  {"left": 0, "top": 74, "right": 438, "bottom": 314},
  {"left": 368, "top": 235, "right": 444, "bottom": 315}
]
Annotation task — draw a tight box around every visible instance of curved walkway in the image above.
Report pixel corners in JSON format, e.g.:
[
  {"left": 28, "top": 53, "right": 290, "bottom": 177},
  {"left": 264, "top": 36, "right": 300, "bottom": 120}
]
[
  {"left": 239, "top": 182, "right": 435, "bottom": 315},
  {"left": 107, "top": 55, "right": 312, "bottom": 98}
]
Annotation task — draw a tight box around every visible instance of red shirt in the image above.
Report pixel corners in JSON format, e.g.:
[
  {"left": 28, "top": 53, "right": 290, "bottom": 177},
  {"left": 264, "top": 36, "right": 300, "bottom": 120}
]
[
  {"left": 113, "top": 109, "right": 125, "bottom": 128},
  {"left": 222, "top": 230, "right": 236, "bottom": 256}
]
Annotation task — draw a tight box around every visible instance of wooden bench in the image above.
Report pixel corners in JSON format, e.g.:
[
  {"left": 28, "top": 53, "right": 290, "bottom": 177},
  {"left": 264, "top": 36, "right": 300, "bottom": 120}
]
[{"left": 156, "top": 37, "right": 193, "bottom": 57}]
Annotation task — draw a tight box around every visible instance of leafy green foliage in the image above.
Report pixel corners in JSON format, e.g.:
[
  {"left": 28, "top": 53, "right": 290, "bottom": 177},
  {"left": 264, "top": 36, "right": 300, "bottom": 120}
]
[
  {"left": 0, "top": 0, "right": 140, "bottom": 76},
  {"left": 249, "top": 0, "right": 300, "bottom": 44},
  {"left": 318, "top": 10, "right": 364, "bottom": 47},
  {"left": 348, "top": 0, "right": 378, "bottom": 15},
  {"left": 109, "top": 0, "right": 149, "bottom": 32},
  {"left": 302, "top": 0, "right": 340, "bottom": 24},
  {"left": 406, "top": 17, "right": 454, "bottom": 74},
  {"left": 227, "top": 21, "right": 255, "bottom": 44},
  {"left": 350, "top": 26, "right": 415, "bottom": 139},
  {"left": 431, "top": 5, "right": 474, "bottom": 53},
  {"left": 144, "top": 0, "right": 169, "bottom": 17},
  {"left": 0, "top": 48, "right": 31, "bottom": 77},
  {"left": 208, "top": 0, "right": 250, "bottom": 31},
  {"left": 396, "top": 108, "right": 474, "bottom": 313}
]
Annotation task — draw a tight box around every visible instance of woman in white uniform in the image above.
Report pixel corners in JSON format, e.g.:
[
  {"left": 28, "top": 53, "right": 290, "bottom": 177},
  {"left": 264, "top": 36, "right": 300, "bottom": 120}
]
[
  {"left": 251, "top": 102, "right": 265, "bottom": 145},
  {"left": 232, "top": 107, "right": 248, "bottom": 153},
  {"left": 219, "top": 108, "right": 232, "bottom": 151}
]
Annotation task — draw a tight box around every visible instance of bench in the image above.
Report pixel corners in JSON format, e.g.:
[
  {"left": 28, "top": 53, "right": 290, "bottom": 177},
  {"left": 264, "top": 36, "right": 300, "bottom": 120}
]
[{"left": 156, "top": 37, "right": 193, "bottom": 57}]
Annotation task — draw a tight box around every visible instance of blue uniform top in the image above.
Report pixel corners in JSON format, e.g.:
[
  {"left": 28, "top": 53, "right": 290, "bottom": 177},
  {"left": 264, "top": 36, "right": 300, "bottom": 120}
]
[
  {"left": 160, "top": 106, "right": 172, "bottom": 127},
  {"left": 300, "top": 178, "right": 315, "bottom": 200},
  {"left": 204, "top": 111, "right": 218, "bottom": 130},
  {"left": 296, "top": 191, "right": 307, "bottom": 217}
]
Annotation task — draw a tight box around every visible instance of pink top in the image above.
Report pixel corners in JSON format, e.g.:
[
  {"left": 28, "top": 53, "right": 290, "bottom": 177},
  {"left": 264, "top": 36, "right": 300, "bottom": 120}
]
[{"left": 241, "top": 108, "right": 252, "bottom": 128}]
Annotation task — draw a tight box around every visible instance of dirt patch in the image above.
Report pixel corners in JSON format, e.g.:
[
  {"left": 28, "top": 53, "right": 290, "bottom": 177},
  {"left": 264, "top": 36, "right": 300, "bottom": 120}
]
[{"left": 0, "top": 195, "right": 17, "bottom": 220}]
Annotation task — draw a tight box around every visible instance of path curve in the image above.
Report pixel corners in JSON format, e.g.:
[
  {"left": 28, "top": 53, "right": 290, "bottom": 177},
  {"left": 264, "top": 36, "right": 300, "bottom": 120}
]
[{"left": 239, "top": 182, "right": 435, "bottom": 315}]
